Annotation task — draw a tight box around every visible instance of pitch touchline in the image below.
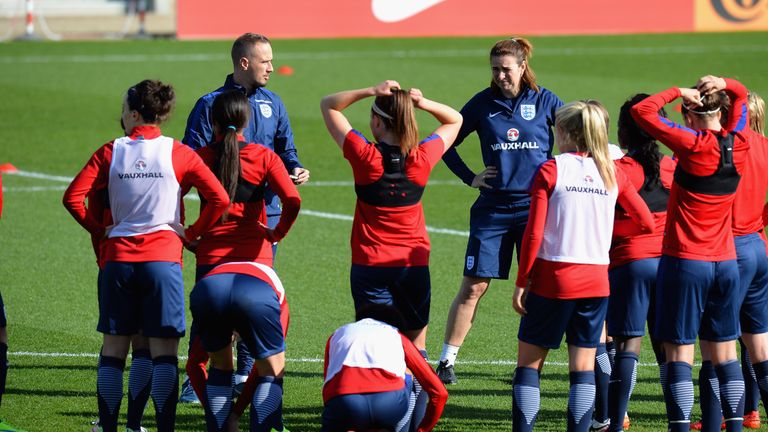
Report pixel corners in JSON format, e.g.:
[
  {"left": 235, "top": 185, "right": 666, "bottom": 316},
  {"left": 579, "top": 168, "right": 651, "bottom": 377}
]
[
  {"left": 8, "top": 351, "right": 672, "bottom": 367},
  {"left": 1, "top": 44, "right": 767, "bottom": 64},
  {"left": 4, "top": 169, "right": 470, "bottom": 237}
]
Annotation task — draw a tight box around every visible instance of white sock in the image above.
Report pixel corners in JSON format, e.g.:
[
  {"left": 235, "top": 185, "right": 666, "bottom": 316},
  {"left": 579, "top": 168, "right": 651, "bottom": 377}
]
[{"left": 440, "top": 343, "right": 460, "bottom": 367}]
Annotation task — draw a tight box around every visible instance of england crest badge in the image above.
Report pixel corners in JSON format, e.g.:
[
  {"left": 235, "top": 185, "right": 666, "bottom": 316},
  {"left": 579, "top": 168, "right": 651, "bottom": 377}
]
[
  {"left": 259, "top": 104, "right": 273, "bottom": 118},
  {"left": 520, "top": 104, "right": 536, "bottom": 120},
  {"left": 466, "top": 256, "right": 475, "bottom": 270}
]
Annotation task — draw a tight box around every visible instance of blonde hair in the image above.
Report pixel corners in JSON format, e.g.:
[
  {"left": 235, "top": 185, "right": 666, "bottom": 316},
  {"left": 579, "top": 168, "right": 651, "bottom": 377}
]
[
  {"left": 749, "top": 92, "right": 765, "bottom": 136},
  {"left": 372, "top": 90, "right": 419, "bottom": 156},
  {"left": 555, "top": 100, "right": 616, "bottom": 190}
]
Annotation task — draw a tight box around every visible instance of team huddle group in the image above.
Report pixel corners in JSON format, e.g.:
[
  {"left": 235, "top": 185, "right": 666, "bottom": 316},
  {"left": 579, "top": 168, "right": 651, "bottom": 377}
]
[{"left": 48, "top": 30, "right": 768, "bottom": 432}]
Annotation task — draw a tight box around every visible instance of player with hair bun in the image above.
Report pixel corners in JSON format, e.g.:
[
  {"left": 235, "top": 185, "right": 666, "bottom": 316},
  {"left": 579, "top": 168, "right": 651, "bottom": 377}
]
[
  {"left": 631, "top": 75, "right": 750, "bottom": 432},
  {"left": 511, "top": 100, "right": 654, "bottom": 432},
  {"left": 321, "top": 79, "right": 461, "bottom": 431},
  {"left": 436, "top": 37, "right": 563, "bottom": 384},
  {"left": 63, "top": 79, "right": 230, "bottom": 432}
]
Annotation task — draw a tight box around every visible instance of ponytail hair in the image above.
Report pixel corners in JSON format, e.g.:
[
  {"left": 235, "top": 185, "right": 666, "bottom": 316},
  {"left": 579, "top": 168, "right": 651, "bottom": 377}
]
[
  {"left": 618, "top": 93, "right": 665, "bottom": 189},
  {"left": 211, "top": 90, "right": 250, "bottom": 218},
  {"left": 372, "top": 89, "right": 419, "bottom": 156},
  {"left": 555, "top": 100, "right": 616, "bottom": 190},
  {"left": 749, "top": 92, "right": 765, "bottom": 136},
  {"left": 489, "top": 37, "right": 538, "bottom": 93},
  {"left": 126, "top": 79, "right": 175, "bottom": 124}
]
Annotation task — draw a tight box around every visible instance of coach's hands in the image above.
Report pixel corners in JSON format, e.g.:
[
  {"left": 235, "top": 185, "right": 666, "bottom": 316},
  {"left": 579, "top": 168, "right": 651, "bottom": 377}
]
[
  {"left": 471, "top": 166, "right": 497, "bottom": 189},
  {"left": 513, "top": 284, "right": 529, "bottom": 315},
  {"left": 292, "top": 167, "right": 310, "bottom": 185},
  {"left": 696, "top": 75, "right": 727, "bottom": 96}
]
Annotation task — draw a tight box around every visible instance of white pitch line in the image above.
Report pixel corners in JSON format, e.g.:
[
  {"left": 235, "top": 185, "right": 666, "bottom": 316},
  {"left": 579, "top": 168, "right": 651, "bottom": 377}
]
[
  {"left": 4, "top": 169, "right": 469, "bottom": 237},
  {"left": 1, "top": 44, "right": 767, "bottom": 64},
  {"left": 8, "top": 351, "right": 672, "bottom": 367}
]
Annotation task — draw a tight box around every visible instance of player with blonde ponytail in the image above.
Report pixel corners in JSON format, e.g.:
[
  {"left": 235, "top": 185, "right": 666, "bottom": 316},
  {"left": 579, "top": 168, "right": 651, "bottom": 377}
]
[{"left": 510, "top": 100, "right": 654, "bottom": 432}]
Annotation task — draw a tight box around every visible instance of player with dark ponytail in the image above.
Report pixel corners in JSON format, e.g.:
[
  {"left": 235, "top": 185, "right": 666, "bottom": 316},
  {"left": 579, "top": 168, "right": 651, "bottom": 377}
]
[
  {"left": 64, "top": 79, "right": 230, "bottom": 432},
  {"left": 604, "top": 94, "right": 676, "bottom": 431},
  {"left": 183, "top": 89, "right": 300, "bottom": 431}
]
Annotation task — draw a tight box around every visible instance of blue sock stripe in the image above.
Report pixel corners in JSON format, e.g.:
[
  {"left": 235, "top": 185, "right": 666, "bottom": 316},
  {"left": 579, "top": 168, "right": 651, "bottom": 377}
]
[
  {"left": 151, "top": 361, "right": 178, "bottom": 414},
  {"left": 568, "top": 383, "right": 596, "bottom": 425},
  {"left": 514, "top": 385, "right": 540, "bottom": 425},
  {"left": 206, "top": 384, "right": 233, "bottom": 428},
  {"left": 97, "top": 364, "right": 124, "bottom": 414},
  {"left": 253, "top": 379, "right": 283, "bottom": 425},
  {"left": 128, "top": 357, "right": 153, "bottom": 399}
]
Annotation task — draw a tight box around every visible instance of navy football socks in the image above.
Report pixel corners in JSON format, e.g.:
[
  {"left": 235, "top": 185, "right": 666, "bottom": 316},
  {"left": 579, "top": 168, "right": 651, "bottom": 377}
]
[
  {"left": 512, "top": 366, "right": 540, "bottom": 432},
  {"left": 739, "top": 340, "right": 759, "bottom": 413},
  {"left": 567, "top": 371, "right": 596, "bottom": 432},
  {"left": 97, "top": 355, "right": 126, "bottom": 432},
  {"left": 715, "top": 360, "right": 745, "bottom": 432},
  {"left": 699, "top": 361, "right": 722, "bottom": 432},
  {"left": 151, "top": 355, "right": 179, "bottom": 432},
  {"left": 608, "top": 352, "right": 638, "bottom": 432},
  {"left": 204, "top": 367, "right": 234, "bottom": 432},
  {"left": 665, "top": 362, "right": 694, "bottom": 432},
  {"left": 251, "top": 376, "right": 284, "bottom": 432},
  {"left": 593, "top": 343, "right": 611, "bottom": 424},
  {"left": 126, "top": 349, "right": 152, "bottom": 431}
]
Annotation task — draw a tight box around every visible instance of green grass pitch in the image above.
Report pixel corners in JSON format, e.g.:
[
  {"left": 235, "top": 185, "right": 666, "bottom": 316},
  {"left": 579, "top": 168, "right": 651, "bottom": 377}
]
[{"left": 1, "top": 31, "right": 768, "bottom": 430}]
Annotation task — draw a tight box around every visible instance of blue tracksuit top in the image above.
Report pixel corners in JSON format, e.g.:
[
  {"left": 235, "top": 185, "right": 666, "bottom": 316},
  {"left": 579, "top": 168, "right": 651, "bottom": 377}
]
[
  {"left": 443, "top": 86, "right": 562, "bottom": 201},
  {"left": 183, "top": 74, "right": 303, "bottom": 216}
]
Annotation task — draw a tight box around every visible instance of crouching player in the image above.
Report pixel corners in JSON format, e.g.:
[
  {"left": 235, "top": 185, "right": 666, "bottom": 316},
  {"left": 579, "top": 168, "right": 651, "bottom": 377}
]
[
  {"left": 322, "top": 304, "right": 448, "bottom": 432},
  {"left": 190, "top": 261, "right": 290, "bottom": 432}
]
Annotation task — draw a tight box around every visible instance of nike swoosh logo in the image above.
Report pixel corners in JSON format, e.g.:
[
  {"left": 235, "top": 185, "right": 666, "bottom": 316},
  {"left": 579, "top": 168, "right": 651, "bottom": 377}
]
[
  {"left": 489, "top": 111, "right": 503, "bottom": 118},
  {"left": 371, "top": 0, "right": 446, "bottom": 23}
]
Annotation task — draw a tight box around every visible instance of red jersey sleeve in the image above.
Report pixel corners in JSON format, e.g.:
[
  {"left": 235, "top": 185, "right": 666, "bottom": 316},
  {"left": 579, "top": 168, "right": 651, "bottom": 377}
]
[
  {"left": 722, "top": 78, "right": 749, "bottom": 133},
  {"left": 631, "top": 88, "right": 700, "bottom": 157},
  {"left": 515, "top": 160, "right": 557, "bottom": 288},
  {"left": 613, "top": 168, "right": 655, "bottom": 237},
  {"left": 264, "top": 150, "right": 301, "bottom": 241},
  {"left": 407, "top": 135, "right": 446, "bottom": 186},
  {"left": 62, "top": 143, "right": 113, "bottom": 236},
  {"left": 172, "top": 143, "right": 230, "bottom": 241},
  {"left": 400, "top": 334, "right": 447, "bottom": 432},
  {"left": 343, "top": 130, "right": 383, "bottom": 185}
]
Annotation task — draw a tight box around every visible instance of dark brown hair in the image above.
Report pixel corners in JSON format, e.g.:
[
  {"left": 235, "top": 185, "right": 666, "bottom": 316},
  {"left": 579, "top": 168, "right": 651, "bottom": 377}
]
[
  {"left": 681, "top": 90, "right": 728, "bottom": 118},
  {"left": 231, "top": 33, "right": 271, "bottom": 66},
  {"left": 619, "top": 94, "right": 667, "bottom": 188},
  {"left": 372, "top": 89, "right": 419, "bottom": 156},
  {"left": 490, "top": 37, "right": 538, "bottom": 93},
  {"left": 125, "top": 79, "right": 175, "bottom": 124},
  {"left": 211, "top": 90, "right": 249, "bottom": 215}
]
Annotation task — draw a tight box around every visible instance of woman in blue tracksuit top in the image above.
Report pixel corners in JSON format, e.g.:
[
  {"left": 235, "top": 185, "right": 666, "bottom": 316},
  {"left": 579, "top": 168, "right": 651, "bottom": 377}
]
[{"left": 436, "top": 37, "right": 563, "bottom": 384}]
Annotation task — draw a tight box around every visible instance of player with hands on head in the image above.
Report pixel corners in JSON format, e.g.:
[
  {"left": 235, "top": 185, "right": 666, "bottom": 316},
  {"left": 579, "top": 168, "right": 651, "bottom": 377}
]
[
  {"left": 511, "top": 99, "right": 654, "bottom": 432},
  {"left": 631, "top": 74, "right": 750, "bottom": 432},
  {"left": 320, "top": 79, "right": 460, "bottom": 431},
  {"left": 437, "top": 37, "right": 563, "bottom": 385}
]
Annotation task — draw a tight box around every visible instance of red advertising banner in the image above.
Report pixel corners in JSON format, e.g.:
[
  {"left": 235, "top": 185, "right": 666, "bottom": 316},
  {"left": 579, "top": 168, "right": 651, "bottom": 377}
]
[{"left": 177, "top": 0, "right": 695, "bottom": 40}]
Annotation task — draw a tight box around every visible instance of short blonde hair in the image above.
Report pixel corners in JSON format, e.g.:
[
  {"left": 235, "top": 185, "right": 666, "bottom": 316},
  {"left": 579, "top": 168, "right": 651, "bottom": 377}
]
[{"left": 749, "top": 92, "right": 765, "bottom": 136}]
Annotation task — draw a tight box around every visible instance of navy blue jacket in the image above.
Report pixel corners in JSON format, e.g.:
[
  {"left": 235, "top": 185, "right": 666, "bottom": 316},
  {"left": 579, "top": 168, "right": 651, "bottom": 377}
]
[
  {"left": 183, "top": 74, "right": 303, "bottom": 216},
  {"left": 443, "top": 86, "right": 562, "bottom": 201}
]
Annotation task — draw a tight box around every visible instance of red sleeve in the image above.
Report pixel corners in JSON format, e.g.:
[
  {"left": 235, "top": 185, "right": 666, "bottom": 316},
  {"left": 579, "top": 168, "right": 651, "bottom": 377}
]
[
  {"left": 515, "top": 160, "right": 556, "bottom": 288},
  {"left": 631, "top": 88, "right": 699, "bottom": 156},
  {"left": 342, "top": 130, "right": 383, "bottom": 185},
  {"left": 172, "top": 143, "right": 230, "bottom": 241},
  {"left": 323, "top": 335, "right": 331, "bottom": 380},
  {"left": 401, "top": 334, "right": 447, "bottom": 432},
  {"left": 614, "top": 169, "right": 655, "bottom": 237},
  {"left": 62, "top": 143, "right": 112, "bottom": 235},
  {"left": 264, "top": 151, "right": 301, "bottom": 241},
  {"left": 723, "top": 78, "right": 749, "bottom": 133}
]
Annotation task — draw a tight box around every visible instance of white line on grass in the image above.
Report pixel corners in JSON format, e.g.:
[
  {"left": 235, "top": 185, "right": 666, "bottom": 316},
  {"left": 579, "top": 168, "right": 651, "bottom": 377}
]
[
  {"left": 2, "top": 44, "right": 767, "bottom": 64},
  {"left": 8, "top": 351, "right": 671, "bottom": 367},
  {"left": 4, "top": 169, "right": 469, "bottom": 237}
]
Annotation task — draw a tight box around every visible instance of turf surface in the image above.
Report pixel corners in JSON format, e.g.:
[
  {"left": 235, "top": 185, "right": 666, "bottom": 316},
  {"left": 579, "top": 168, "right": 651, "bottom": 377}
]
[{"left": 1, "top": 31, "right": 768, "bottom": 430}]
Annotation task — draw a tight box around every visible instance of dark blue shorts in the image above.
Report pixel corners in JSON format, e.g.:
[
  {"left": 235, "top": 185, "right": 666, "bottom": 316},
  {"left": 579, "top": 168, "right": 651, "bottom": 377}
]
[
  {"left": 735, "top": 233, "right": 768, "bottom": 334},
  {"left": 518, "top": 292, "right": 608, "bottom": 349},
  {"left": 464, "top": 196, "right": 529, "bottom": 279},
  {"left": 607, "top": 258, "right": 660, "bottom": 338},
  {"left": 321, "top": 385, "right": 410, "bottom": 432},
  {"left": 350, "top": 265, "right": 430, "bottom": 331},
  {"left": 98, "top": 261, "right": 185, "bottom": 338},
  {"left": 190, "top": 272, "right": 284, "bottom": 358},
  {"left": 654, "top": 255, "right": 740, "bottom": 344},
  {"left": 0, "top": 290, "right": 7, "bottom": 328}
]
